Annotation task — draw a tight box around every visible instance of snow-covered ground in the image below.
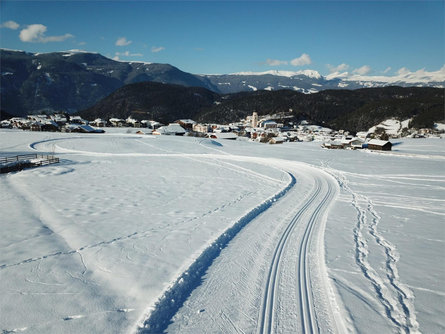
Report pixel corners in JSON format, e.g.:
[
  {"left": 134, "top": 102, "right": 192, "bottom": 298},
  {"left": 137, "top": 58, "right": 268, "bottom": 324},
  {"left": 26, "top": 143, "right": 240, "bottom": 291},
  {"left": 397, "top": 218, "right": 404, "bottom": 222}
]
[
  {"left": 367, "top": 118, "right": 411, "bottom": 137},
  {"left": 0, "top": 129, "right": 444, "bottom": 334}
]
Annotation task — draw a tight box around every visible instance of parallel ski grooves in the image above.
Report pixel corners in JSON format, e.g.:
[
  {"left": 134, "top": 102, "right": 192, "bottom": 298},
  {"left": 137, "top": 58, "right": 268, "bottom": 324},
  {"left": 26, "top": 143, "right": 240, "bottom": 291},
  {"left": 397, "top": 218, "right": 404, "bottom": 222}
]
[
  {"left": 257, "top": 179, "right": 321, "bottom": 334},
  {"left": 138, "top": 173, "right": 296, "bottom": 334},
  {"left": 258, "top": 176, "right": 334, "bottom": 334},
  {"left": 297, "top": 179, "right": 333, "bottom": 334}
]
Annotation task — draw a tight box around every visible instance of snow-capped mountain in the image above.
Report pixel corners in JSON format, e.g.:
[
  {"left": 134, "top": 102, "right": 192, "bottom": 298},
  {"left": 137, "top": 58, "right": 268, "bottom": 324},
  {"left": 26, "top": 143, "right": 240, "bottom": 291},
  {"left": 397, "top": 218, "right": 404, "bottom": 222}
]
[
  {"left": 326, "top": 66, "right": 445, "bottom": 87},
  {"left": 204, "top": 67, "right": 445, "bottom": 94},
  {"left": 231, "top": 69, "right": 323, "bottom": 79},
  {"left": 0, "top": 49, "right": 217, "bottom": 116},
  {"left": 1, "top": 49, "right": 444, "bottom": 116}
]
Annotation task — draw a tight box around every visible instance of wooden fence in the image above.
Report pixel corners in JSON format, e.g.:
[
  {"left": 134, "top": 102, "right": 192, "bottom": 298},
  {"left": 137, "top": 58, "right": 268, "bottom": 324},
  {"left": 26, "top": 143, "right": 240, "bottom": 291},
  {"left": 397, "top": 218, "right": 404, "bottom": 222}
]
[{"left": 0, "top": 154, "right": 59, "bottom": 174}]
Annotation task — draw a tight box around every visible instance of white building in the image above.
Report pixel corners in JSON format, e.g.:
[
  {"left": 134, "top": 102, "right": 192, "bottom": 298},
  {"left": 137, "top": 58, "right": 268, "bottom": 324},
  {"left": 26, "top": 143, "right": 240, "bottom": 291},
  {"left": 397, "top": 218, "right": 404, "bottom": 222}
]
[{"left": 252, "top": 112, "right": 259, "bottom": 128}]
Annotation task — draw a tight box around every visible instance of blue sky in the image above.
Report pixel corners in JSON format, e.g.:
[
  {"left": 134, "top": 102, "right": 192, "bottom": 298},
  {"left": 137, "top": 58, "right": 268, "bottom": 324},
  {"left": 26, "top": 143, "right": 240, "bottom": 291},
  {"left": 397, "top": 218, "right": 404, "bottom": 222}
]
[{"left": 1, "top": 1, "right": 444, "bottom": 75}]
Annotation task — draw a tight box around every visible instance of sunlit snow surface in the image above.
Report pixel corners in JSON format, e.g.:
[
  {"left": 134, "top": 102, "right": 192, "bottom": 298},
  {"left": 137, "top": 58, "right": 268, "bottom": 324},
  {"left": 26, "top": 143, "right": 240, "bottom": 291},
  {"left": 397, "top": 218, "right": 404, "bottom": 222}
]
[{"left": 0, "top": 129, "right": 444, "bottom": 334}]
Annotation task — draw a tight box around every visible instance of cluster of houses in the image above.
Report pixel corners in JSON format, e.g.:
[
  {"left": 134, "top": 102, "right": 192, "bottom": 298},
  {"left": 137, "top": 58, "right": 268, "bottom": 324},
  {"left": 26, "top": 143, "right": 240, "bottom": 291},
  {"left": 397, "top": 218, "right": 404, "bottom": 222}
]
[
  {"left": 1, "top": 114, "right": 104, "bottom": 133},
  {"left": 4, "top": 111, "right": 443, "bottom": 151},
  {"left": 1, "top": 112, "right": 392, "bottom": 150},
  {"left": 237, "top": 112, "right": 394, "bottom": 150},
  {"left": 321, "top": 137, "right": 392, "bottom": 151}
]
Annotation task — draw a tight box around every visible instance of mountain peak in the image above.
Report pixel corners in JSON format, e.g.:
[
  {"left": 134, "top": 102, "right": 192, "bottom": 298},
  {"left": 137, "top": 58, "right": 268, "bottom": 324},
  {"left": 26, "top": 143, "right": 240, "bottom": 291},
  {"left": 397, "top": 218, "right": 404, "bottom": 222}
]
[
  {"left": 326, "top": 66, "right": 445, "bottom": 85},
  {"left": 231, "top": 69, "right": 322, "bottom": 79}
]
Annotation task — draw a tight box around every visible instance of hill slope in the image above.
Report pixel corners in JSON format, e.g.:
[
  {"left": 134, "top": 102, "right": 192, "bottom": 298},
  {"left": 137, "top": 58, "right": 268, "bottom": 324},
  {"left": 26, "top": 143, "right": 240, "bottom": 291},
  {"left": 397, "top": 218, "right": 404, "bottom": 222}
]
[
  {"left": 79, "top": 82, "right": 219, "bottom": 124},
  {"left": 80, "top": 83, "right": 444, "bottom": 132},
  {"left": 0, "top": 49, "right": 215, "bottom": 116}
]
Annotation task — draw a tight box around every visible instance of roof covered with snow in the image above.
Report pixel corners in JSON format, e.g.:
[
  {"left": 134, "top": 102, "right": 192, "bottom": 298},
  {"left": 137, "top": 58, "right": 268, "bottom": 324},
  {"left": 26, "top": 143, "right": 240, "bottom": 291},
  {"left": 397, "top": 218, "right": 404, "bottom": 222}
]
[
  {"left": 368, "top": 139, "right": 391, "bottom": 146},
  {"left": 156, "top": 123, "right": 186, "bottom": 134}
]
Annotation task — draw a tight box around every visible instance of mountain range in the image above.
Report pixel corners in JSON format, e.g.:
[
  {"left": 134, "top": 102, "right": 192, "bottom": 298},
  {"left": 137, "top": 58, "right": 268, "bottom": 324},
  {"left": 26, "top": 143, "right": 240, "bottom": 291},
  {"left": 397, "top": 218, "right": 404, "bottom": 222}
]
[{"left": 2, "top": 49, "right": 444, "bottom": 117}]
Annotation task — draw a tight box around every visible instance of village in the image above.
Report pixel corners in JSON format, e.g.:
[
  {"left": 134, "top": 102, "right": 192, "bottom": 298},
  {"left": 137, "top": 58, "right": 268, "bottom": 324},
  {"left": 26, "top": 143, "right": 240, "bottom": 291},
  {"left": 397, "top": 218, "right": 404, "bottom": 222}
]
[{"left": 1, "top": 111, "right": 444, "bottom": 152}]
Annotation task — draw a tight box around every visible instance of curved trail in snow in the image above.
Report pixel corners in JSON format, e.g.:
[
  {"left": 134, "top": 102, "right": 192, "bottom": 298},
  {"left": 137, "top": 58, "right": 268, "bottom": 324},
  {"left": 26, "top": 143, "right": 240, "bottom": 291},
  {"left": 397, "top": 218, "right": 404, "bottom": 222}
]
[
  {"left": 297, "top": 178, "right": 334, "bottom": 334},
  {"left": 29, "top": 135, "right": 345, "bottom": 334},
  {"left": 257, "top": 171, "right": 339, "bottom": 334},
  {"left": 137, "top": 171, "right": 296, "bottom": 334},
  {"left": 141, "top": 164, "right": 345, "bottom": 334},
  {"left": 258, "top": 179, "right": 322, "bottom": 333}
]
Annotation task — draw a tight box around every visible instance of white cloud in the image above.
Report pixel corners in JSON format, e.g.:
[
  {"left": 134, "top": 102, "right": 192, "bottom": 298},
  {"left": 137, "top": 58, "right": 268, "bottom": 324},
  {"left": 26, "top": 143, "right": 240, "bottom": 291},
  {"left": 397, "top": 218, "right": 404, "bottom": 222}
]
[
  {"left": 115, "top": 37, "right": 132, "bottom": 46},
  {"left": 19, "top": 24, "right": 73, "bottom": 43},
  {"left": 43, "top": 34, "right": 74, "bottom": 42},
  {"left": 1, "top": 20, "right": 19, "bottom": 30},
  {"left": 353, "top": 65, "right": 371, "bottom": 75},
  {"left": 151, "top": 46, "right": 165, "bottom": 53},
  {"left": 266, "top": 58, "right": 288, "bottom": 66},
  {"left": 115, "top": 51, "right": 143, "bottom": 57},
  {"left": 290, "top": 53, "right": 311, "bottom": 66},
  {"left": 397, "top": 67, "right": 410, "bottom": 76},
  {"left": 263, "top": 53, "right": 311, "bottom": 67},
  {"left": 327, "top": 63, "right": 349, "bottom": 73},
  {"left": 383, "top": 67, "right": 392, "bottom": 74}
]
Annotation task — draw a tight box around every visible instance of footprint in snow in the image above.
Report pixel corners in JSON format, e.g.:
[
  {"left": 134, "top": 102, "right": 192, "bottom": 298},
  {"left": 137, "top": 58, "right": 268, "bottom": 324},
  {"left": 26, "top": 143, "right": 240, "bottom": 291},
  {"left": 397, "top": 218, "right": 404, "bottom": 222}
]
[
  {"left": 2, "top": 328, "right": 27, "bottom": 333},
  {"left": 63, "top": 315, "right": 84, "bottom": 321},
  {"left": 117, "top": 308, "right": 135, "bottom": 313}
]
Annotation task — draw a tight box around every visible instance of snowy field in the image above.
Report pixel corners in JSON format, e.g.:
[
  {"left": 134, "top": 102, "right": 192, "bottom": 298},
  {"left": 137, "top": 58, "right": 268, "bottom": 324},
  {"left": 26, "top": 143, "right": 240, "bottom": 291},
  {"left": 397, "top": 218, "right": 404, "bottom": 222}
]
[{"left": 0, "top": 128, "right": 444, "bottom": 334}]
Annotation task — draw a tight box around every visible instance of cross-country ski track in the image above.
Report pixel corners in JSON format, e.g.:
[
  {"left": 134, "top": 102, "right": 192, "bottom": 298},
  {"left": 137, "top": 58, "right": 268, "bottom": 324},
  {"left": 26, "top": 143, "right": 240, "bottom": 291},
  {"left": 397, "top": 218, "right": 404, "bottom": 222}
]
[
  {"left": 3, "top": 133, "right": 439, "bottom": 333},
  {"left": 137, "top": 161, "right": 346, "bottom": 333},
  {"left": 258, "top": 177, "right": 334, "bottom": 334},
  {"left": 29, "top": 136, "right": 346, "bottom": 333}
]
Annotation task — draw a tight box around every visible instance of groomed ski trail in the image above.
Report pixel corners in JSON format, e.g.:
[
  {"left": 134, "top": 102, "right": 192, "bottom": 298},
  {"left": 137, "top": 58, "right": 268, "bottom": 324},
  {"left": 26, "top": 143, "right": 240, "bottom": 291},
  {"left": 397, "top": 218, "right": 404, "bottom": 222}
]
[
  {"left": 141, "top": 162, "right": 347, "bottom": 334},
  {"left": 258, "top": 171, "right": 340, "bottom": 334},
  {"left": 258, "top": 178, "right": 323, "bottom": 333},
  {"left": 30, "top": 135, "right": 347, "bottom": 334},
  {"left": 136, "top": 169, "right": 296, "bottom": 333}
]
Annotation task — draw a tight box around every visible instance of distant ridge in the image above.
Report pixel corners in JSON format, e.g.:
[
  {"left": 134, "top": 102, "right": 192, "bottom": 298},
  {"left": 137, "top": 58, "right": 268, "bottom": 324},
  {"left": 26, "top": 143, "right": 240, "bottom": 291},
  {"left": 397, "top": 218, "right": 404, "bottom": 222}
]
[
  {"left": 205, "top": 67, "right": 445, "bottom": 94},
  {"left": 230, "top": 69, "right": 323, "bottom": 79},
  {"left": 1, "top": 49, "right": 444, "bottom": 117}
]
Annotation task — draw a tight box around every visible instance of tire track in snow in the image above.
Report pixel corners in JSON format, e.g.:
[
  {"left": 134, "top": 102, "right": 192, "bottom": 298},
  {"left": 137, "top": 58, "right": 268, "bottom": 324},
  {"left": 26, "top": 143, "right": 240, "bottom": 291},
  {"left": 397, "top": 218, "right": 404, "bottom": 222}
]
[
  {"left": 332, "top": 170, "right": 420, "bottom": 334},
  {"left": 136, "top": 172, "right": 296, "bottom": 334}
]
